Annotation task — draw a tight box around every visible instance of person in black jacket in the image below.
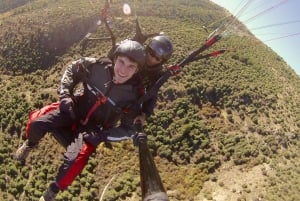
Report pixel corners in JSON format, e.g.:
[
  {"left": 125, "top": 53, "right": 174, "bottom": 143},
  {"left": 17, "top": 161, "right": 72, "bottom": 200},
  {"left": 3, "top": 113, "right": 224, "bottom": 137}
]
[
  {"left": 14, "top": 40, "right": 146, "bottom": 201},
  {"left": 133, "top": 35, "right": 174, "bottom": 125},
  {"left": 105, "top": 35, "right": 174, "bottom": 125}
]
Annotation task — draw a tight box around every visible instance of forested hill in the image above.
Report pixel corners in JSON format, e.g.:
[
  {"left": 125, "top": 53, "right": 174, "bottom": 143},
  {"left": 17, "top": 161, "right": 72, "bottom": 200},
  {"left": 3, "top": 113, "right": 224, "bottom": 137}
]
[{"left": 0, "top": 0, "right": 299, "bottom": 200}]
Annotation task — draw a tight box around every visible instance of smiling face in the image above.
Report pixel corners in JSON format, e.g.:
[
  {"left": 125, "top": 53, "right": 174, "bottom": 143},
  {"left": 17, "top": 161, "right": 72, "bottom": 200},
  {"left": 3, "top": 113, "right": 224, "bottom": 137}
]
[{"left": 113, "top": 55, "right": 139, "bottom": 84}]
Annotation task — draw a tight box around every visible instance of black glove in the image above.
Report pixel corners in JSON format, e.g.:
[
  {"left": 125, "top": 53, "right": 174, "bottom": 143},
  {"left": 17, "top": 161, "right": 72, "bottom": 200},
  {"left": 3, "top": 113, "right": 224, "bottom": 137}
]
[
  {"left": 83, "top": 130, "right": 108, "bottom": 147},
  {"left": 104, "top": 141, "right": 113, "bottom": 149},
  {"left": 133, "top": 132, "right": 147, "bottom": 146},
  {"left": 59, "top": 97, "right": 76, "bottom": 119}
]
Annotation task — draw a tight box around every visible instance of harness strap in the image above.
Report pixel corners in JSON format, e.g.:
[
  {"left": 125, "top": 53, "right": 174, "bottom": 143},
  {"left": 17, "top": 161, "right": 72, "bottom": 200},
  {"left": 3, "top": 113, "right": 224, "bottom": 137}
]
[
  {"left": 80, "top": 95, "right": 107, "bottom": 125},
  {"left": 76, "top": 59, "right": 127, "bottom": 126}
]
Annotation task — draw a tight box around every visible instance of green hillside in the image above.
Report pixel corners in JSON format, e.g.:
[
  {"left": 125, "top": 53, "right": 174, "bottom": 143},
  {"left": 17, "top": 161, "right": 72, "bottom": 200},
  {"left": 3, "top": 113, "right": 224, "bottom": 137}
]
[{"left": 0, "top": 0, "right": 300, "bottom": 200}]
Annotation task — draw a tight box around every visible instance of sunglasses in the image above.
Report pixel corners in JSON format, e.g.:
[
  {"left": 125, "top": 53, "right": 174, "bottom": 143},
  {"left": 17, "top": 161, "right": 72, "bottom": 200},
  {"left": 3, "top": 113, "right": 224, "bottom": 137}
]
[{"left": 147, "top": 47, "right": 163, "bottom": 62}]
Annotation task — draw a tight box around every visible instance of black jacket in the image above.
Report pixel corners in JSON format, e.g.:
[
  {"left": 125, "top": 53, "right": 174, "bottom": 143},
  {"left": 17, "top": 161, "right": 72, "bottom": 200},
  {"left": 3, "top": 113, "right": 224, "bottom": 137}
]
[{"left": 59, "top": 57, "right": 142, "bottom": 143}]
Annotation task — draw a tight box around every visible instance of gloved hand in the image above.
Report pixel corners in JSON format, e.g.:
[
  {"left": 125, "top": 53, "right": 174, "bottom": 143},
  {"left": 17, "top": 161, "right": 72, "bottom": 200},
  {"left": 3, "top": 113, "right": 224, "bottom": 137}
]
[
  {"left": 133, "top": 132, "right": 147, "bottom": 146},
  {"left": 133, "top": 113, "right": 146, "bottom": 126},
  {"left": 104, "top": 141, "right": 113, "bottom": 149},
  {"left": 83, "top": 130, "right": 108, "bottom": 147},
  {"left": 168, "top": 64, "right": 181, "bottom": 76},
  {"left": 59, "top": 97, "right": 76, "bottom": 119}
]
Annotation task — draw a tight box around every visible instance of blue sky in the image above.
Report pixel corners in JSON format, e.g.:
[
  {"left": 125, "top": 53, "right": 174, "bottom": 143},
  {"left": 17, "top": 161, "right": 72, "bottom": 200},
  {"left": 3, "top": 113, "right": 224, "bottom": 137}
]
[{"left": 210, "top": 0, "right": 300, "bottom": 76}]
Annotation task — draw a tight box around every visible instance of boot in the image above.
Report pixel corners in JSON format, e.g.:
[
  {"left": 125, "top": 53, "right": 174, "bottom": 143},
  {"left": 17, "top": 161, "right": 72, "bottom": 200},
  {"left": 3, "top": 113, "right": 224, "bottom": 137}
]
[
  {"left": 39, "top": 185, "right": 58, "bottom": 201},
  {"left": 14, "top": 140, "right": 33, "bottom": 161}
]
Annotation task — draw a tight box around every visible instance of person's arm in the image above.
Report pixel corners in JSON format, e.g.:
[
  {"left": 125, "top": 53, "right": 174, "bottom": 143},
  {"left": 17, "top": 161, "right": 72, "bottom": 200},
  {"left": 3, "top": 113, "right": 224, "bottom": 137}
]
[
  {"left": 80, "top": 114, "right": 137, "bottom": 146},
  {"left": 132, "top": 93, "right": 158, "bottom": 125},
  {"left": 58, "top": 57, "right": 97, "bottom": 99},
  {"left": 106, "top": 111, "right": 138, "bottom": 142},
  {"left": 141, "top": 96, "right": 158, "bottom": 117},
  {"left": 58, "top": 57, "right": 98, "bottom": 119}
]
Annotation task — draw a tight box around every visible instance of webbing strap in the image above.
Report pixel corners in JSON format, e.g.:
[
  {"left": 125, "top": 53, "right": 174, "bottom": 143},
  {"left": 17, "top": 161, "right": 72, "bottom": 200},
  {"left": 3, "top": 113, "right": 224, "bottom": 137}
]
[{"left": 80, "top": 96, "right": 107, "bottom": 125}]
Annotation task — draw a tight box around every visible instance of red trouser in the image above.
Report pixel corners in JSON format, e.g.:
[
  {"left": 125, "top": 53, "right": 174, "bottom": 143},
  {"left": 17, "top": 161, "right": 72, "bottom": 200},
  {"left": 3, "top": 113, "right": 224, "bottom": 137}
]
[{"left": 56, "top": 133, "right": 96, "bottom": 190}]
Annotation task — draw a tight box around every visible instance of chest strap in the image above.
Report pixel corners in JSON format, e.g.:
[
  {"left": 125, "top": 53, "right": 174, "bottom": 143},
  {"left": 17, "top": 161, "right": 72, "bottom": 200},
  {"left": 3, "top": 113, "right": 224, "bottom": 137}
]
[
  {"left": 80, "top": 83, "right": 112, "bottom": 125},
  {"left": 80, "top": 95, "right": 107, "bottom": 125}
]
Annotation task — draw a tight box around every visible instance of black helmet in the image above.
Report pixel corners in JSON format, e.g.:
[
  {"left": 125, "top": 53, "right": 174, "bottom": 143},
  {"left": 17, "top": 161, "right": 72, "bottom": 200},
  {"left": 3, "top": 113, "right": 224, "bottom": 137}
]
[
  {"left": 147, "top": 35, "right": 173, "bottom": 61},
  {"left": 114, "top": 40, "right": 146, "bottom": 67}
]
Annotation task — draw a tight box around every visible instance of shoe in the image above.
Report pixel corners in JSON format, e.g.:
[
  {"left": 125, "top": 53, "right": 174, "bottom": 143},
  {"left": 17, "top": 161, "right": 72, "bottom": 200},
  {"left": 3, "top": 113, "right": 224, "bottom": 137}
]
[
  {"left": 14, "top": 140, "right": 32, "bottom": 161},
  {"left": 39, "top": 186, "right": 58, "bottom": 201}
]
